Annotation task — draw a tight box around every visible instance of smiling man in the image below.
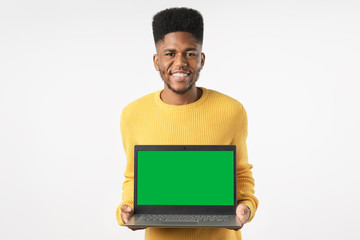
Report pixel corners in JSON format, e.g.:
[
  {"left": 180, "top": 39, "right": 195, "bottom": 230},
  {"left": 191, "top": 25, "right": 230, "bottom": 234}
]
[
  {"left": 116, "top": 7, "right": 258, "bottom": 240},
  {"left": 154, "top": 31, "right": 204, "bottom": 104}
]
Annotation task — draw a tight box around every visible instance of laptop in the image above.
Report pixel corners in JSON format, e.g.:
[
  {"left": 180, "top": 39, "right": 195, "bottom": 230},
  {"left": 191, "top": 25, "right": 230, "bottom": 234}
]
[{"left": 125, "top": 145, "right": 242, "bottom": 228}]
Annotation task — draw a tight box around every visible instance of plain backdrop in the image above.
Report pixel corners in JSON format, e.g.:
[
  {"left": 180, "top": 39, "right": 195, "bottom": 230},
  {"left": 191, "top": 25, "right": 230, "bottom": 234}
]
[{"left": 1, "top": 0, "right": 359, "bottom": 239}]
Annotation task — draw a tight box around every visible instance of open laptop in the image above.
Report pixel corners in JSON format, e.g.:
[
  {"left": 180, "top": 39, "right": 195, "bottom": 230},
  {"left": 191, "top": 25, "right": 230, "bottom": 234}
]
[{"left": 125, "top": 145, "right": 242, "bottom": 228}]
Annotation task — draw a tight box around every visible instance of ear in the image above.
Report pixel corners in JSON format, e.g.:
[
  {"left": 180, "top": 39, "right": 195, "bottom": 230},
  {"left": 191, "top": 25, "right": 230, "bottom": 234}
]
[
  {"left": 153, "top": 54, "right": 160, "bottom": 71},
  {"left": 200, "top": 52, "right": 205, "bottom": 69}
]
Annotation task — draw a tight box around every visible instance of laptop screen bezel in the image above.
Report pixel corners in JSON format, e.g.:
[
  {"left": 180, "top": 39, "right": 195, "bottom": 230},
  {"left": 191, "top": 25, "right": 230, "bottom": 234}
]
[{"left": 134, "top": 145, "right": 237, "bottom": 215}]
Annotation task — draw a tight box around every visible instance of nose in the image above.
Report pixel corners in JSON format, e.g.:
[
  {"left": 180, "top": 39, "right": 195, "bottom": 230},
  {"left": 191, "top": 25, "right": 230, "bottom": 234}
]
[{"left": 174, "top": 53, "right": 187, "bottom": 67}]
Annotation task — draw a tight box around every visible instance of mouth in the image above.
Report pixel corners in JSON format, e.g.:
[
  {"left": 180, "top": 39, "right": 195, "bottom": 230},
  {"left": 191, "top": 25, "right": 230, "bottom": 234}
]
[{"left": 170, "top": 71, "right": 190, "bottom": 81}]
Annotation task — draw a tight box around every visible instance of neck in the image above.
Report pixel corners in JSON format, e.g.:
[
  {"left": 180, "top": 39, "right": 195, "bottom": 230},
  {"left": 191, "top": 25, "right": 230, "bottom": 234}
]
[{"left": 160, "top": 86, "right": 202, "bottom": 105}]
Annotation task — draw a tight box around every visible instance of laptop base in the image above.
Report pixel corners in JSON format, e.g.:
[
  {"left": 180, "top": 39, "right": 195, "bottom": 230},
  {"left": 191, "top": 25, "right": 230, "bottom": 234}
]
[{"left": 126, "top": 214, "right": 242, "bottom": 228}]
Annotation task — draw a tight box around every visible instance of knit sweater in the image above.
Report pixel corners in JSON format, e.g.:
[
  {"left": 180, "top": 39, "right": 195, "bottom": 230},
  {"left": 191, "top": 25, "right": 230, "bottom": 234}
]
[{"left": 116, "top": 87, "right": 258, "bottom": 240}]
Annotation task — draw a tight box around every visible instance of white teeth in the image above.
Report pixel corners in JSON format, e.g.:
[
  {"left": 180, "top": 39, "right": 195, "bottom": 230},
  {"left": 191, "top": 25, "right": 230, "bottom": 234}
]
[{"left": 172, "top": 73, "right": 188, "bottom": 77}]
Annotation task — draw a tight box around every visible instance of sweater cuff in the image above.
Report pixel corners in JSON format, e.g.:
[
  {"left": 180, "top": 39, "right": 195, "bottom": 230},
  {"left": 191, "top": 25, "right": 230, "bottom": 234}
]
[
  {"left": 116, "top": 200, "right": 134, "bottom": 226},
  {"left": 237, "top": 200, "right": 256, "bottom": 222}
]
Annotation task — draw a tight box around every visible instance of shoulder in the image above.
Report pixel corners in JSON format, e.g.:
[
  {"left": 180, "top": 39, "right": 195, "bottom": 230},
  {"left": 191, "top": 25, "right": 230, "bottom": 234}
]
[
  {"left": 121, "top": 91, "right": 159, "bottom": 119},
  {"left": 205, "top": 88, "right": 246, "bottom": 114}
]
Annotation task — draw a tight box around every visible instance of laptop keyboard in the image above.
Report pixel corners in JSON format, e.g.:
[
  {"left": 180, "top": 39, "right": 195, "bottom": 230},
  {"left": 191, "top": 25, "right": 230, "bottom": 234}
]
[{"left": 143, "top": 214, "right": 231, "bottom": 222}]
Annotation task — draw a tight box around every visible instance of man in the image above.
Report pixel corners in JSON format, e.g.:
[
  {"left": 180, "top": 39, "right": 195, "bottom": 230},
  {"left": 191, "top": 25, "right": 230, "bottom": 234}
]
[{"left": 116, "top": 7, "right": 258, "bottom": 240}]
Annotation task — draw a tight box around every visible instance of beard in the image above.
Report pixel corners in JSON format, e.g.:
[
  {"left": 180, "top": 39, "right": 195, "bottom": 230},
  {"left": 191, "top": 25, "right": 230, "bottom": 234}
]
[{"left": 159, "top": 69, "right": 201, "bottom": 95}]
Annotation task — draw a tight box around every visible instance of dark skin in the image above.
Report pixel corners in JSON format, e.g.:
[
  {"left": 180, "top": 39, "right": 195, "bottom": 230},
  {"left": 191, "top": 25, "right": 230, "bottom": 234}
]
[
  {"left": 154, "top": 31, "right": 205, "bottom": 104},
  {"left": 121, "top": 31, "right": 250, "bottom": 231}
]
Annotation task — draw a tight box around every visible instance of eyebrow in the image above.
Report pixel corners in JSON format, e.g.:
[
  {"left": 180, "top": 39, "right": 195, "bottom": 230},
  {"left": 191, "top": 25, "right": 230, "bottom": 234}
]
[{"left": 163, "top": 48, "right": 199, "bottom": 53}]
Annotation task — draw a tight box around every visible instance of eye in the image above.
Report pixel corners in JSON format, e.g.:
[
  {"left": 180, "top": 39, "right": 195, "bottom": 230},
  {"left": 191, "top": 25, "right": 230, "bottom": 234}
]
[
  {"left": 165, "top": 52, "right": 175, "bottom": 56},
  {"left": 187, "top": 52, "right": 197, "bottom": 56}
]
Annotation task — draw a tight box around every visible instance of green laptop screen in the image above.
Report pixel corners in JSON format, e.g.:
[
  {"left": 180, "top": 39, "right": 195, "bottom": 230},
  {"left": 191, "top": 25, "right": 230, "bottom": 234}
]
[{"left": 137, "top": 150, "right": 234, "bottom": 205}]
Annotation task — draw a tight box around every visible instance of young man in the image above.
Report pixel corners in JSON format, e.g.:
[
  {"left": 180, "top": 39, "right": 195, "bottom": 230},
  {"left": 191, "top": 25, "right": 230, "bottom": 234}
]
[{"left": 116, "top": 7, "right": 258, "bottom": 240}]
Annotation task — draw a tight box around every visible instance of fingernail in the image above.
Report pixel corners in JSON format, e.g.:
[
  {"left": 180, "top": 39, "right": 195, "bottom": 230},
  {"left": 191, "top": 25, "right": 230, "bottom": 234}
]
[{"left": 127, "top": 206, "right": 131, "bottom": 211}]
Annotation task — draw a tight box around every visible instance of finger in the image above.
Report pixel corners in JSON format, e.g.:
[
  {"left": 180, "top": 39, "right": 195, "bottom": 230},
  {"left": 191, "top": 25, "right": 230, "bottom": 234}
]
[
  {"left": 130, "top": 227, "right": 146, "bottom": 231},
  {"left": 121, "top": 205, "right": 134, "bottom": 223},
  {"left": 236, "top": 211, "right": 249, "bottom": 226},
  {"left": 121, "top": 210, "right": 133, "bottom": 221},
  {"left": 236, "top": 204, "right": 249, "bottom": 214},
  {"left": 121, "top": 204, "right": 133, "bottom": 213},
  {"left": 239, "top": 212, "right": 248, "bottom": 223},
  {"left": 236, "top": 204, "right": 250, "bottom": 223},
  {"left": 237, "top": 212, "right": 248, "bottom": 223},
  {"left": 227, "top": 225, "right": 242, "bottom": 231},
  {"left": 121, "top": 212, "right": 130, "bottom": 223},
  {"left": 235, "top": 214, "right": 246, "bottom": 227}
]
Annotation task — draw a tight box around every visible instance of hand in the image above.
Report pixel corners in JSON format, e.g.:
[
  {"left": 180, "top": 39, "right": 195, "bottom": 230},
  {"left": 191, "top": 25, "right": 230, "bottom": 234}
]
[
  {"left": 227, "top": 203, "right": 251, "bottom": 231},
  {"left": 121, "top": 204, "right": 145, "bottom": 231},
  {"left": 234, "top": 203, "right": 250, "bottom": 230}
]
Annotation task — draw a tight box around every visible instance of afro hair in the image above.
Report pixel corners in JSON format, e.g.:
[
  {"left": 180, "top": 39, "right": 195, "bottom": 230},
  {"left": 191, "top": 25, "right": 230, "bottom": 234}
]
[{"left": 152, "top": 7, "right": 204, "bottom": 45}]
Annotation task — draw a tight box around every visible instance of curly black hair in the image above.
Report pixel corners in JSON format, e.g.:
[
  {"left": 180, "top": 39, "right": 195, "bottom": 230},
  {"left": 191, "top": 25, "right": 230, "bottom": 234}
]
[{"left": 152, "top": 7, "right": 204, "bottom": 45}]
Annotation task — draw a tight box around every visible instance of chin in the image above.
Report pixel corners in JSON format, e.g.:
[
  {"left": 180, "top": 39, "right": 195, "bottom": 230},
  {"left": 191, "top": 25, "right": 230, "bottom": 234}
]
[{"left": 167, "top": 83, "right": 193, "bottom": 95}]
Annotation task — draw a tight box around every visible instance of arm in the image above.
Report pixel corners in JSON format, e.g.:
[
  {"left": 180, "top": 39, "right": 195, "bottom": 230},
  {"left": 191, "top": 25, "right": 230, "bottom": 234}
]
[
  {"left": 116, "top": 108, "right": 135, "bottom": 226},
  {"left": 231, "top": 105, "right": 258, "bottom": 223}
]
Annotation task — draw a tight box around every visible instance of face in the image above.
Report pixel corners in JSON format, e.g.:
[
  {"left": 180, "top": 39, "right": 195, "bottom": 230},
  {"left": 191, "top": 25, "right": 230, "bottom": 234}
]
[{"left": 153, "top": 32, "right": 205, "bottom": 94}]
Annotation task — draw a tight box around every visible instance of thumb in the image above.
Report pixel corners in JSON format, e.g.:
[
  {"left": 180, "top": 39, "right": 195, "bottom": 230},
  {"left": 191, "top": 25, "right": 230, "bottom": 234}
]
[
  {"left": 236, "top": 204, "right": 250, "bottom": 223},
  {"left": 121, "top": 204, "right": 133, "bottom": 213}
]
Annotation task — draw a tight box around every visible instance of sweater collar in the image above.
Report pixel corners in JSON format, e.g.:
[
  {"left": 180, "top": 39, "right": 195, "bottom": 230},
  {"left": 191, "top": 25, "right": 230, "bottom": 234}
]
[{"left": 154, "top": 87, "right": 209, "bottom": 111}]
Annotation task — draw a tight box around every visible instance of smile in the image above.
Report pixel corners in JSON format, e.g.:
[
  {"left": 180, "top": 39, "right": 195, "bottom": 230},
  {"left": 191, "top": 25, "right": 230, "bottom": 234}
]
[
  {"left": 170, "top": 72, "right": 190, "bottom": 81},
  {"left": 172, "top": 73, "right": 188, "bottom": 77}
]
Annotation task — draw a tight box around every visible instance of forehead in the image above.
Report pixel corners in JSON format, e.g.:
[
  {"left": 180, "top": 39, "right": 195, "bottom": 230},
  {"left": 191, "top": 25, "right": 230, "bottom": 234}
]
[{"left": 156, "top": 32, "right": 202, "bottom": 51}]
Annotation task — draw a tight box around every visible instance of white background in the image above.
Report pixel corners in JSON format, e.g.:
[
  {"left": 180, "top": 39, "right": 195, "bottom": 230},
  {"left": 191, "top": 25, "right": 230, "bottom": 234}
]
[{"left": 1, "top": 0, "right": 359, "bottom": 239}]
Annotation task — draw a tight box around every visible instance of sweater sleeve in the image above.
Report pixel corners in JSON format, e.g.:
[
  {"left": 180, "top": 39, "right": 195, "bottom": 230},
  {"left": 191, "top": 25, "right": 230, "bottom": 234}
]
[
  {"left": 231, "top": 105, "right": 259, "bottom": 222},
  {"left": 116, "top": 107, "right": 135, "bottom": 226}
]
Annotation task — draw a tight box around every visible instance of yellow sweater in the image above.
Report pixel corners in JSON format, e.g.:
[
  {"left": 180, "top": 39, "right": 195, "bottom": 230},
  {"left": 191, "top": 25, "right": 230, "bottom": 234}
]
[{"left": 116, "top": 87, "right": 258, "bottom": 240}]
